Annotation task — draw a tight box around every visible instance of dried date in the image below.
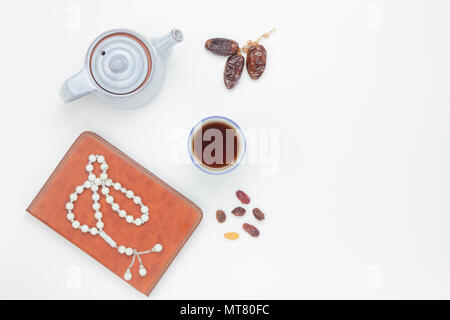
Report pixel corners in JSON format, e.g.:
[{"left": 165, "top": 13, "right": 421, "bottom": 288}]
[
  {"left": 252, "top": 208, "right": 265, "bottom": 221},
  {"left": 243, "top": 223, "right": 260, "bottom": 237},
  {"left": 231, "top": 206, "right": 246, "bottom": 216},
  {"left": 236, "top": 190, "right": 250, "bottom": 204},
  {"left": 205, "top": 38, "right": 239, "bottom": 56},
  {"left": 216, "top": 210, "right": 226, "bottom": 223},
  {"left": 224, "top": 54, "right": 244, "bottom": 89},
  {"left": 246, "top": 43, "right": 267, "bottom": 80},
  {"left": 205, "top": 29, "right": 275, "bottom": 89}
]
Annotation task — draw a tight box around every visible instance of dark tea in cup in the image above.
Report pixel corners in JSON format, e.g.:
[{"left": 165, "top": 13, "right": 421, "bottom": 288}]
[{"left": 188, "top": 116, "right": 246, "bottom": 174}]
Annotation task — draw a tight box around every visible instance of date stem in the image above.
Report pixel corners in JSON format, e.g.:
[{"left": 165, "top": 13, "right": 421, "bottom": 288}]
[{"left": 241, "top": 28, "right": 276, "bottom": 53}]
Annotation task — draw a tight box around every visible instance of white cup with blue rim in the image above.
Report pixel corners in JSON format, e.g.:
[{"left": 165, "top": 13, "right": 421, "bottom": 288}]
[{"left": 188, "top": 116, "right": 246, "bottom": 175}]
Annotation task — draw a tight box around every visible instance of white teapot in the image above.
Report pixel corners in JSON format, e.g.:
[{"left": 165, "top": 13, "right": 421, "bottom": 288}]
[{"left": 60, "top": 28, "right": 183, "bottom": 108}]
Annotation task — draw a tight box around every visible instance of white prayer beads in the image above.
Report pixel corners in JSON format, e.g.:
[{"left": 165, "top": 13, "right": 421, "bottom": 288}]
[{"left": 65, "top": 154, "right": 163, "bottom": 281}]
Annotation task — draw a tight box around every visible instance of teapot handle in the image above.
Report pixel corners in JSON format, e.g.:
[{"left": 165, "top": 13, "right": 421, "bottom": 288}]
[{"left": 60, "top": 67, "right": 95, "bottom": 103}]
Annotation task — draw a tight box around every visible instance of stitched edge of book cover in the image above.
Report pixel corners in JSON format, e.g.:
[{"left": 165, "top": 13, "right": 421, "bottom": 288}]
[{"left": 26, "top": 131, "right": 203, "bottom": 296}]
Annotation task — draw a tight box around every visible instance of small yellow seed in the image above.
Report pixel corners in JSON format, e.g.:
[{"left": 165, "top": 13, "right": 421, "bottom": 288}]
[{"left": 224, "top": 232, "right": 239, "bottom": 240}]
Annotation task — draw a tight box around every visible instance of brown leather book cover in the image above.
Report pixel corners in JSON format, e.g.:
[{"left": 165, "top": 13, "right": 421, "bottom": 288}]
[{"left": 26, "top": 131, "right": 202, "bottom": 296}]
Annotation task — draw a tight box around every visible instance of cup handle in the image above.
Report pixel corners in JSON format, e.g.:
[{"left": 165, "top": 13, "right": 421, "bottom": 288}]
[{"left": 60, "top": 67, "right": 95, "bottom": 103}]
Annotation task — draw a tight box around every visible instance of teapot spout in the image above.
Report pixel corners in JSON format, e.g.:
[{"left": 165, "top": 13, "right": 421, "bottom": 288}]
[{"left": 152, "top": 29, "right": 183, "bottom": 62}]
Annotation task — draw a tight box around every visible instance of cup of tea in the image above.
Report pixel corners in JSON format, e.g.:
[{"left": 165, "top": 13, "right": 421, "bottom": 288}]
[{"left": 188, "top": 116, "right": 246, "bottom": 174}]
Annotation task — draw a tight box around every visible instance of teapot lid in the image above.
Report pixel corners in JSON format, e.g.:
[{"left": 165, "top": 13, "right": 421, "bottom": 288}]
[{"left": 89, "top": 32, "right": 151, "bottom": 95}]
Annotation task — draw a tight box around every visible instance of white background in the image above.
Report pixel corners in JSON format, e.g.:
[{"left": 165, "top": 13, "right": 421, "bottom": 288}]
[{"left": 1, "top": 0, "right": 450, "bottom": 299}]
